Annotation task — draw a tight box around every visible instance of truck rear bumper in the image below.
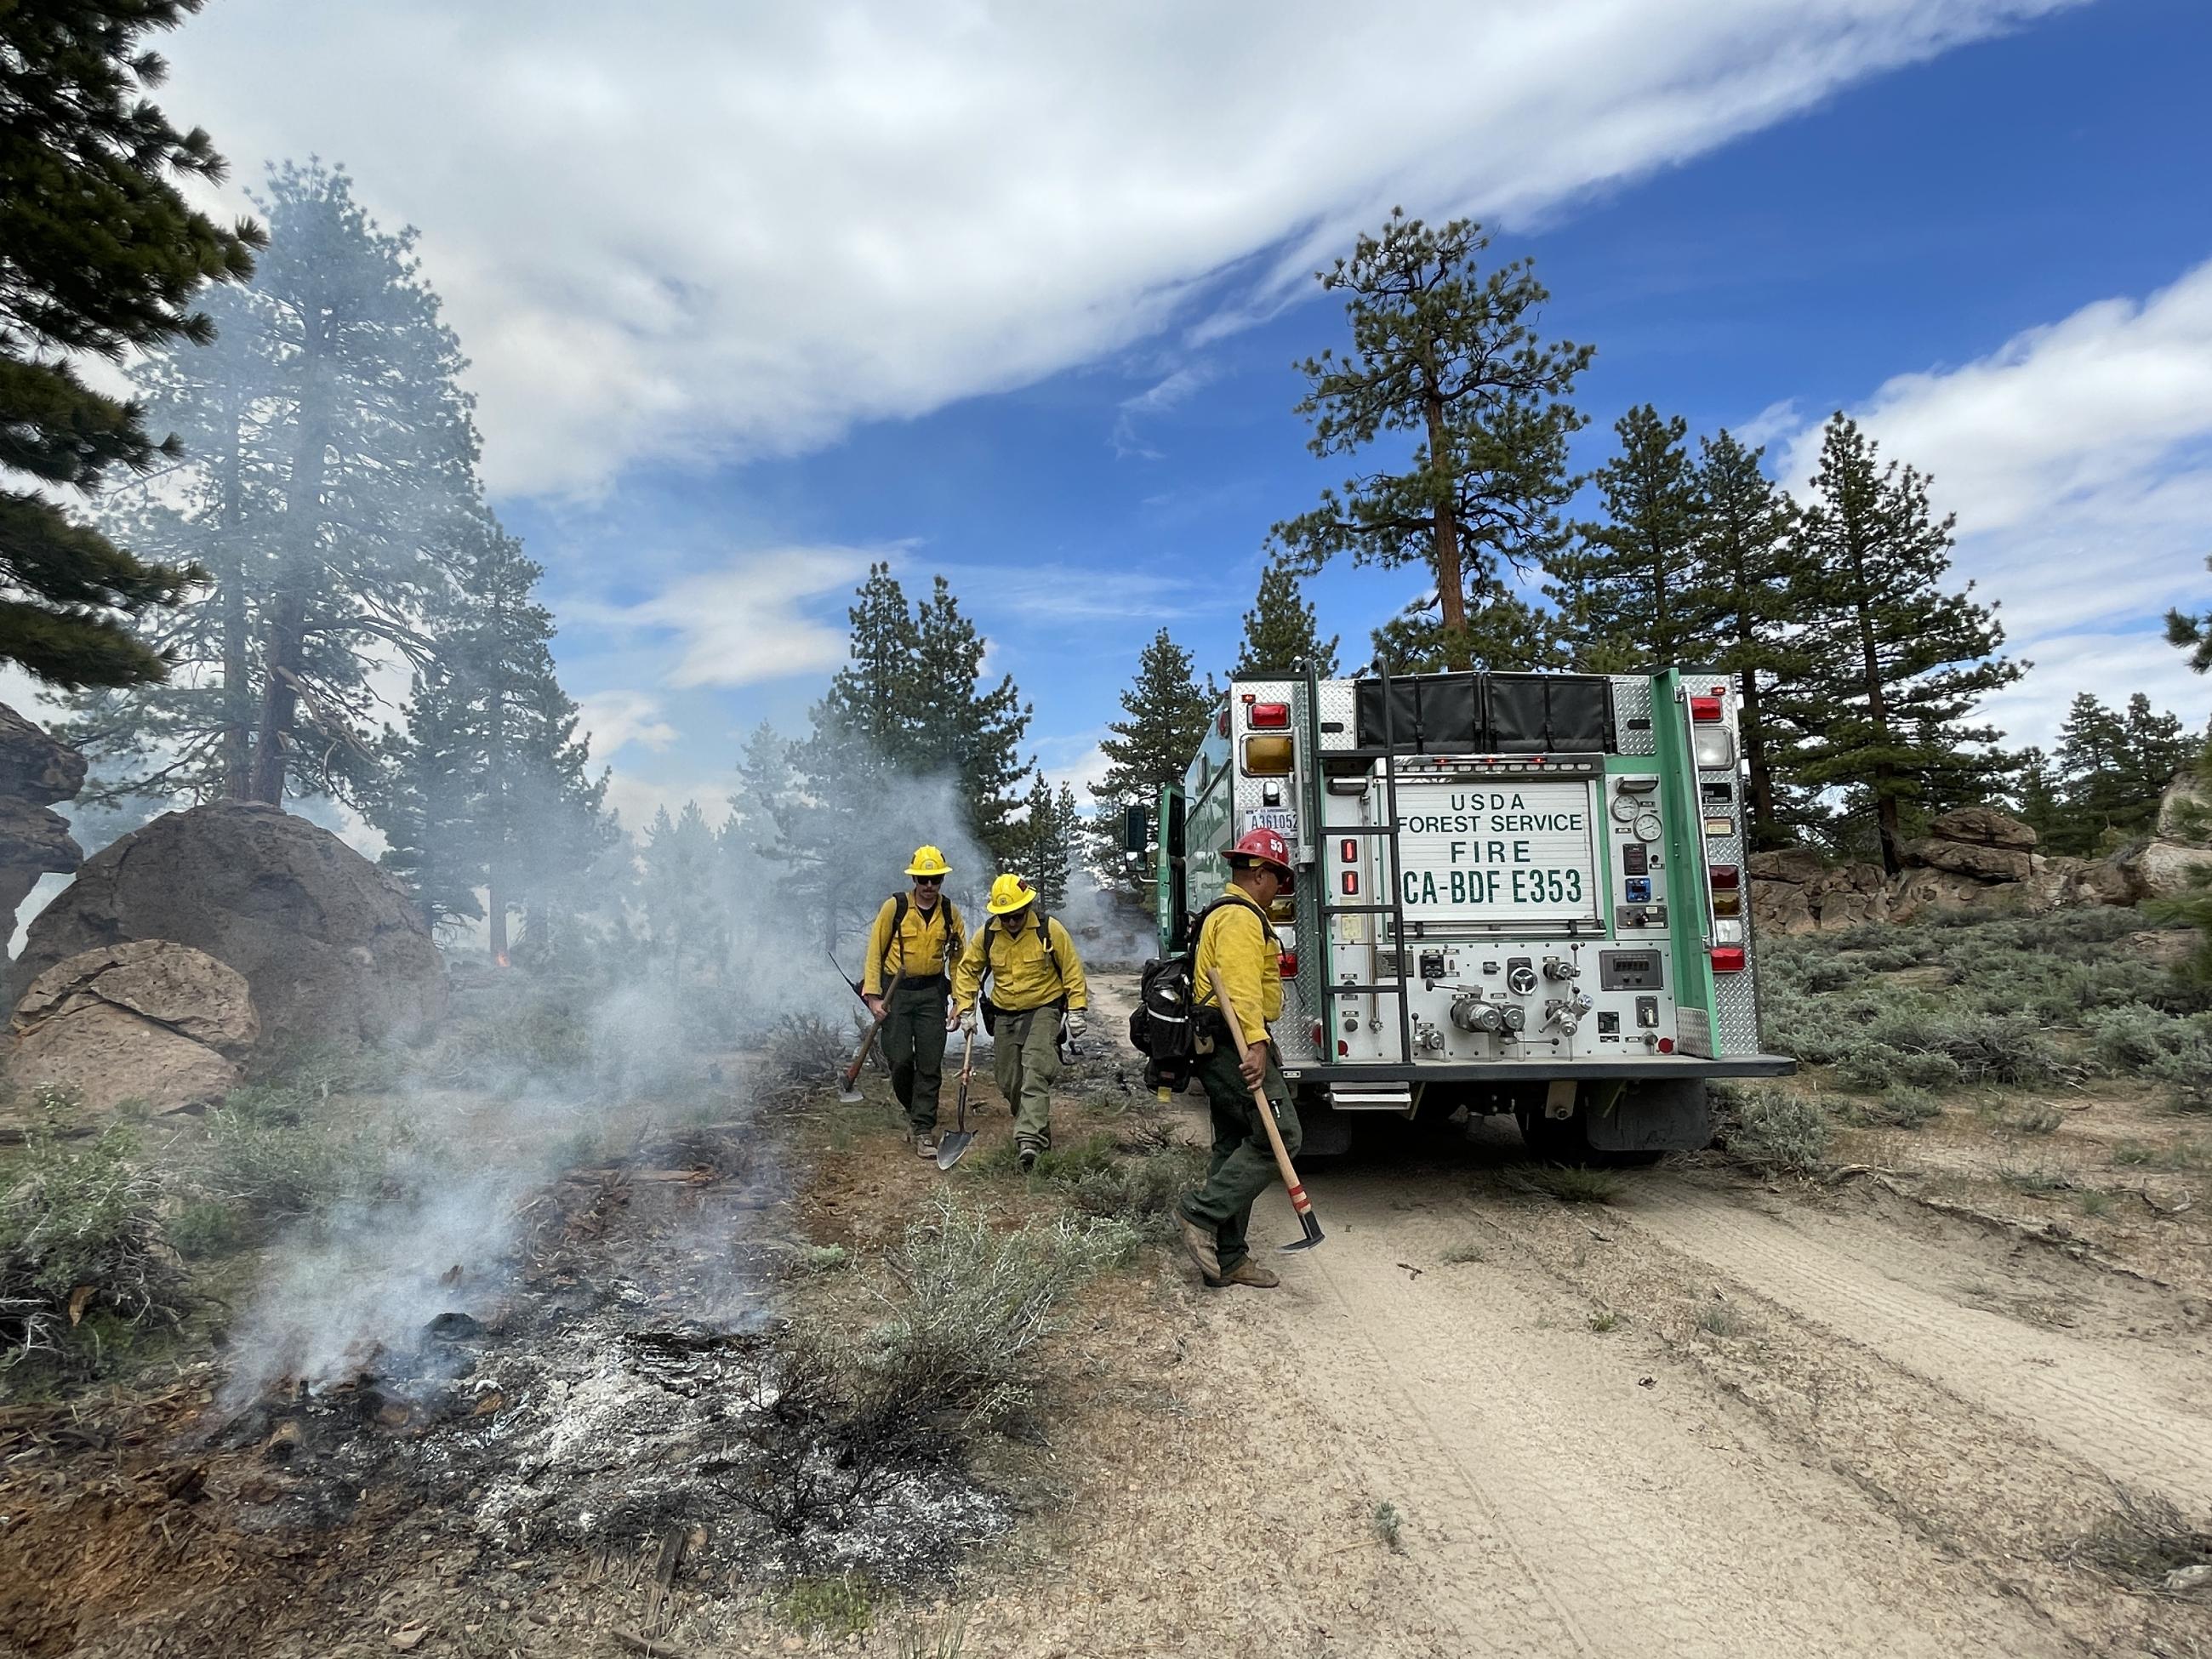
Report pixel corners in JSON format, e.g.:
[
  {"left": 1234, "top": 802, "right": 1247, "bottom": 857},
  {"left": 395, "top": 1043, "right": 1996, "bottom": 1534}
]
[{"left": 1282, "top": 1054, "right": 1797, "bottom": 1085}]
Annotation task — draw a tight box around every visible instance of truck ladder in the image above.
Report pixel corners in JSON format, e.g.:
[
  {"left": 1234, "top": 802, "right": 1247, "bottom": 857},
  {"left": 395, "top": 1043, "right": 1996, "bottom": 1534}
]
[{"left": 1306, "top": 657, "right": 1417, "bottom": 1069}]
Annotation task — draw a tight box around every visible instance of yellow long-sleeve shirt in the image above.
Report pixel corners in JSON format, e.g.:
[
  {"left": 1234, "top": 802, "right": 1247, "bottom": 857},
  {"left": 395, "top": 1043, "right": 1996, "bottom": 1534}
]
[
  {"left": 952, "top": 911, "right": 1088, "bottom": 1016},
  {"left": 1193, "top": 884, "right": 1281, "bottom": 1048},
  {"left": 862, "top": 893, "right": 966, "bottom": 994}
]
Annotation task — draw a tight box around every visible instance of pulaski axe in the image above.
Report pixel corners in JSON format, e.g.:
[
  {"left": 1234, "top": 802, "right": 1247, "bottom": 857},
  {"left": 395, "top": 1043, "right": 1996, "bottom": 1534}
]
[
  {"left": 1207, "top": 969, "right": 1325, "bottom": 1251},
  {"left": 936, "top": 1026, "right": 977, "bottom": 1170},
  {"left": 837, "top": 971, "right": 902, "bottom": 1103}
]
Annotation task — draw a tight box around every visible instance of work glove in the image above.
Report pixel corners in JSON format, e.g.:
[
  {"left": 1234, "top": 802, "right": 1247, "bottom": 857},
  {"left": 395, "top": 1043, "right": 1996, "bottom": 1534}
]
[{"left": 1066, "top": 1012, "right": 1087, "bottom": 1040}]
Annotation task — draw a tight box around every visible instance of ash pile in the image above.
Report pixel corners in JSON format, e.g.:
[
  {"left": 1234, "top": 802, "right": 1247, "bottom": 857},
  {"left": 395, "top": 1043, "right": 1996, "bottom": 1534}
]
[{"left": 205, "top": 1135, "right": 1009, "bottom": 1588}]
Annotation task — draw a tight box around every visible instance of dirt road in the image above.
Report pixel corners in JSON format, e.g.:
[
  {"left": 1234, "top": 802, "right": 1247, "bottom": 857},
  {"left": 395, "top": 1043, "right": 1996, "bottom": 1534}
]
[{"left": 1003, "top": 1119, "right": 2210, "bottom": 1659}]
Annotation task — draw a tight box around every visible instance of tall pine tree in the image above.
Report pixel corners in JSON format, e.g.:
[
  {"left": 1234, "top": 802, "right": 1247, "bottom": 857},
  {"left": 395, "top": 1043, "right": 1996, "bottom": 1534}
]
[
  {"left": 1233, "top": 560, "right": 1339, "bottom": 677},
  {"left": 2044, "top": 692, "right": 2192, "bottom": 854},
  {"left": 1547, "top": 405, "right": 1702, "bottom": 673},
  {"left": 1783, "top": 414, "right": 2021, "bottom": 874},
  {"left": 0, "top": 0, "right": 263, "bottom": 688},
  {"left": 1090, "top": 629, "right": 1211, "bottom": 892},
  {"left": 1271, "top": 211, "right": 1590, "bottom": 673},
  {"left": 909, "top": 575, "right": 1032, "bottom": 862},
  {"left": 62, "top": 161, "right": 483, "bottom": 806}
]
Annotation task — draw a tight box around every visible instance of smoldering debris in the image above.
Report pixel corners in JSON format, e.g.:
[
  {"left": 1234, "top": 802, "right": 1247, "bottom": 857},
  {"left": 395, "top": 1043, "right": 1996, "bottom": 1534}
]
[{"left": 208, "top": 1149, "right": 1010, "bottom": 1588}]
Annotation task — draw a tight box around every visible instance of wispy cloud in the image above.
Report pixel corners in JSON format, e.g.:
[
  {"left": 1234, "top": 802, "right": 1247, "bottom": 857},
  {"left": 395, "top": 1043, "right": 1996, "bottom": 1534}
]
[
  {"left": 576, "top": 689, "right": 679, "bottom": 760},
  {"left": 1110, "top": 362, "right": 1217, "bottom": 459},
  {"left": 930, "top": 560, "right": 1231, "bottom": 626},
  {"left": 1777, "top": 254, "right": 2212, "bottom": 748},
  {"left": 162, "top": 1, "right": 2083, "bottom": 496},
  {"left": 576, "top": 546, "right": 881, "bottom": 688}
]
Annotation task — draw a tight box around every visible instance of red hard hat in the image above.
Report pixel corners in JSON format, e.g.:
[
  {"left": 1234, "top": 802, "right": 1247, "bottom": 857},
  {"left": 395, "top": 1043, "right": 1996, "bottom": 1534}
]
[{"left": 1228, "top": 826, "right": 1295, "bottom": 883}]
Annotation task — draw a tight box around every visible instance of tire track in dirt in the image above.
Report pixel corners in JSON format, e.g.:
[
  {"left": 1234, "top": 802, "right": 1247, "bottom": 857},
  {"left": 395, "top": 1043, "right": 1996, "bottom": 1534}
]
[
  {"left": 1624, "top": 1185, "right": 2212, "bottom": 1511},
  {"left": 1203, "top": 1177, "right": 2066, "bottom": 1659}
]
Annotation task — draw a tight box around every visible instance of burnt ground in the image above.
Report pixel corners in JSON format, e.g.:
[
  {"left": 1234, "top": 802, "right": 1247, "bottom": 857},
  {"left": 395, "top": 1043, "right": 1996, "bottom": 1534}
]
[{"left": 3, "top": 965, "right": 2210, "bottom": 1656}]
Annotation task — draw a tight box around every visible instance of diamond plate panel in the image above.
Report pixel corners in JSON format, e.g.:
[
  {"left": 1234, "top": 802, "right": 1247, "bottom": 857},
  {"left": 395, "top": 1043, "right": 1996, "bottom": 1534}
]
[
  {"left": 1316, "top": 679, "right": 1360, "bottom": 750},
  {"left": 1713, "top": 966, "right": 1761, "bottom": 1056},
  {"left": 1611, "top": 676, "right": 1656, "bottom": 755},
  {"left": 1676, "top": 1006, "right": 1714, "bottom": 1059},
  {"left": 1690, "top": 674, "right": 1762, "bottom": 1057},
  {"left": 1275, "top": 976, "right": 1320, "bottom": 1063}
]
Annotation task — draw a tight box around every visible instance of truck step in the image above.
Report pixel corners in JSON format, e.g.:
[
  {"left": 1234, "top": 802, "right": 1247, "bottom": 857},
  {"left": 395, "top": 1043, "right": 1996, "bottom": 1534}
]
[{"left": 1328, "top": 1083, "right": 1415, "bottom": 1115}]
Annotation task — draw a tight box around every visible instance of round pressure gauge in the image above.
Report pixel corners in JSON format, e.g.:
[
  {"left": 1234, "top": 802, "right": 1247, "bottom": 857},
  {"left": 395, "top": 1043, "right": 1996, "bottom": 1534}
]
[
  {"left": 1610, "top": 794, "right": 1640, "bottom": 823},
  {"left": 1634, "top": 810, "right": 1663, "bottom": 843}
]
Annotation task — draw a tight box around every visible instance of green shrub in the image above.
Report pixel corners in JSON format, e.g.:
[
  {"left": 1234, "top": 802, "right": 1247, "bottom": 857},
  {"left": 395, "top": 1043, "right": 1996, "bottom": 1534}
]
[
  {"left": 1713, "top": 1084, "right": 1831, "bottom": 1176},
  {"left": 852, "top": 1195, "right": 1132, "bottom": 1431},
  {"left": 1841, "top": 1086, "right": 1941, "bottom": 1129},
  {"left": 1834, "top": 1042, "right": 1963, "bottom": 1093},
  {"left": 166, "top": 1200, "right": 242, "bottom": 1258},
  {"left": 197, "top": 1108, "right": 377, "bottom": 1226},
  {"left": 775, "top": 1574, "right": 876, "bottom": 1638},
  {"left": 0, "top": 1094, "right": 178, "bottom": 1368},
  {"left": 1517, "top": 1164, "right": 1623, "bottom": 1204}
]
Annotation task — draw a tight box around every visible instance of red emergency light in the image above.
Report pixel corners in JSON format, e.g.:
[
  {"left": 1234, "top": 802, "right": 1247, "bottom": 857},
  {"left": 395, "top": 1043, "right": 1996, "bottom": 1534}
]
[
  {"left": 1248, "top": 701, "right": 1290, "bottom": 728},
  {"left": 1711, "top": 946, "right": 1747, "bottom": 973},
  {"left": 1339, "top": 838, "right": 1358, "bottom": 862},
  {"left": 1340, "top": 871, "right": 1359, "bottom": 895},
  {"left": 1279, "top": 950, "right": 1299, "bottom": 978},
  {"left": 1708, "top": 864, "right": 1741, "bottom": 890},
  {"left": 1690, "top": 695, "right": 1724, "bottom": 723}
]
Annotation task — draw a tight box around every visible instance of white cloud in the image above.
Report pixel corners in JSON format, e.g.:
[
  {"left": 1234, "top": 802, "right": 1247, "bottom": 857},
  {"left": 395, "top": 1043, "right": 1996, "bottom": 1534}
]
[
  {"left": 578, "top": 547, "right": 878, "bottom": 688},
  {"left": 601, "top": 770, "right": 733, "bottom": 838},
  {"left": 159, "top": 1, "right": 2081, "bottom": 497},
  {"left": 1730, "top": 397, "right": 1802, "bottom": 452},
  {"left": 1779, "top": 255, "right": 2212, "bottom": 751},
  {"left": 930, "top": 559, "right": 1227, "bottom": 626},
  {"left": 1038, "top": 736, "right": 1113, "bottom": 804},
  {"left": 576, "top": 688, "right": 678, "bottom": 761},
  {"left": 1111, "top": 362, "right": 1218, "bottom": 459}
]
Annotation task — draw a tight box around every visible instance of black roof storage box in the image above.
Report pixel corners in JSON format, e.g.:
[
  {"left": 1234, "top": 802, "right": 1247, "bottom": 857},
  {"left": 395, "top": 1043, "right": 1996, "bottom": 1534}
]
[
  {"left": 1486, "top": 673, "right": 1611, "bottom": 753},
  {"left": 1354, "top": 672, "right": 1482, "bottom": 752}
]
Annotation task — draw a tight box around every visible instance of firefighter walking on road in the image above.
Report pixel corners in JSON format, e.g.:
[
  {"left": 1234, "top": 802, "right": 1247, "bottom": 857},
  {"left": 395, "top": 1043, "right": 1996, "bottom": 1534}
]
[
  {"left": 865, "top": 845, "right": 967, "bottom": 1160},
  {"left": 1177, "top": 827, "right": 1301, "bottom": 1290},
  {"left": 950, "top": 874, "right": 1089, "bottom": 1172}
]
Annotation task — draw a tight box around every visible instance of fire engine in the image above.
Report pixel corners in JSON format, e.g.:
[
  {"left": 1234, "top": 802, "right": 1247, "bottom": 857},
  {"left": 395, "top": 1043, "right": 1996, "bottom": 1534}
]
[{"left": 1126, "top": 664, "right": 1795, "bottom": 1159}]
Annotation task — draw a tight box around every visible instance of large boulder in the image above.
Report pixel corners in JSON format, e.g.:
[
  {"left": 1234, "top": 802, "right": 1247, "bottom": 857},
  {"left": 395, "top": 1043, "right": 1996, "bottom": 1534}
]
[
  {"left": 6, "top": 801, "right": 446, "bottom": 1050},
  {"left": 1886, "top": 866, "right": 2004, "bottom": 923},
  {"left": 2068, "top": 858, "right": 2135, "bottom": 908},
  {"left": 1901, "top": 836, "right": 2035, "bottom": 884},
  {"left": 0, "top": 703, "right": 86, "bottom": 928},
  {"left": 2124, "top": 840, "right": 2212, "bottom": 904},
  {"left": 1813, "top": 889, "right": 1889, "bottom": 932},
  {"left": 1927, "top": 805, "right": 2038, "bottom": 851},
  {"left": 6, "top": 941, "right": 257, "bottom": 1127},
  {"left": 2155, "top": 770, "right": 2210, "bottom": 843},
  {"left": 1747, "top": 847, "right": 1826, "bottom": 887},
  {"left": 1750, "top": 880, "right": 1816, "bottom": 936}
]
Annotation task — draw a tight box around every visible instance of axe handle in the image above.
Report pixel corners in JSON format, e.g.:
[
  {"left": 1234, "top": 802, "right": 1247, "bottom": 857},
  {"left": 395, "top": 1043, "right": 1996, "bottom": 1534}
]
[
  {"left": 841, "top": 971, "right": 904, "bottom": 1088},
  {"left": 1206, "top": 970, "right": 1317, "bottom": 1227}
]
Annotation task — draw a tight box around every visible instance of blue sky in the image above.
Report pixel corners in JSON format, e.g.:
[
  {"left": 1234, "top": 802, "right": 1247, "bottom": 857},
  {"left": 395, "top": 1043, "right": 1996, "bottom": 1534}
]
[{"left": 147, "top": 0, "right": 2212, "bottom": 831}]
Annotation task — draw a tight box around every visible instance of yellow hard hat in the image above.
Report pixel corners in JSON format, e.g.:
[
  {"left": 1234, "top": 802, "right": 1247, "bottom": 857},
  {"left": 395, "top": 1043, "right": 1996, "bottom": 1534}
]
[
  {"left": 986, "top": 873, "right": 1036, "bottom": 915},
  {"left": 905, "top": 844, "right": 951, "bottom": 878}
]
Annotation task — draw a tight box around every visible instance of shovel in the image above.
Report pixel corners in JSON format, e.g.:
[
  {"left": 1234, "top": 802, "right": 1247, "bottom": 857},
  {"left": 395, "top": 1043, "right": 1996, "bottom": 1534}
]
[
  {"left": 836, "top": 971, "right": 902, "bottom": 1103},
  {"left": 936, "top": 1028, "right": 978, "bottom": 1170},
  {"left": 1207, "top": 969, "right": 1325, "bottom": 1251}
]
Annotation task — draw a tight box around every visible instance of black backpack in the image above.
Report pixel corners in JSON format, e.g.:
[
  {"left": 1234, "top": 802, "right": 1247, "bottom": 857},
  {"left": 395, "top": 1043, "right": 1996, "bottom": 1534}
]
[{"left": 1126, "top": 898, "right": 1242, "bottom": 1092}]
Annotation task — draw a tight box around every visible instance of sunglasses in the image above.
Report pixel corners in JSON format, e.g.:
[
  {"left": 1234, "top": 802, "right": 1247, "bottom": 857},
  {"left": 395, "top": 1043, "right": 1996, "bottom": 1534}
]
[{"left": 913, "top": 875, "right": 944, "bottom": 887}]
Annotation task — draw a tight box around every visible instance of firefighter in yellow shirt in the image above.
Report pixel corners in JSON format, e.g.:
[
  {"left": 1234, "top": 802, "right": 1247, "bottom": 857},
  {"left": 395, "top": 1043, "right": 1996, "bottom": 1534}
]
[
  {"left": 864, "top": 845, "right": 966, "bottom": 1159},
  {"left": 1177, "top": 827, "right": 1299, "bottom": 1290},
  {"left": 950, "top": 874, "right": 1089, "bottom": 1172}
]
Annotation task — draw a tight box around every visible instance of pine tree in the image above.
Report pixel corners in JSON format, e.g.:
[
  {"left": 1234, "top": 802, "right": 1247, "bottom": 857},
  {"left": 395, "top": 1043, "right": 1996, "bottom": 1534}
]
[
  {"left": 1547, "top": 405, "right": 1702, "bottom": 673},
  {"left": 818, "top": 562, "right": 915, "bottom": 745},
  {"left": 2045, "top": 692, "right": 2192, "bottom": 853},
  {"left": 0, "top": 0, "right": 263, "bottom": 688},
  {"left": 1090, "top": 629, "right": 1211, "bottom": 891},
  {"left": 1018, "top": 772, "right": 1068, "bottom": 909},
  {"left": 60, "top": 161, "right": 482, "bottom": 806},
  {"left": 909, "top": 575, "right": 1032, "bottom": 862},
  {"left": 1689, "top": 430, "right": 1809, "bottom": 849},
  {"left": 1783, "top": 414, "right": 2021, "bottom": 875},
  {"left": 368, "top": 666, "right": 483, "bottom": 932},
  {"left": 638, "top": 802, "right": 721, "bottom": 983},
  {"left": 2165, "top": 555, "right": 2212, "bottom": 673},
  {"left": 1234, "top": 560, "right": 1339, "bottom": 677},
  {"left": 1271, "top": 210, "right": 1591, "bottom": 673}
]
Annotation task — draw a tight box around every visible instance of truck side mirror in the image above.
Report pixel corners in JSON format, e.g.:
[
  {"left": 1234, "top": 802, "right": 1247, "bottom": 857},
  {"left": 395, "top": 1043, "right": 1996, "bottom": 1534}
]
[{"left": 1121, "top": 804, "right": 1148, "bottom": 854}]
